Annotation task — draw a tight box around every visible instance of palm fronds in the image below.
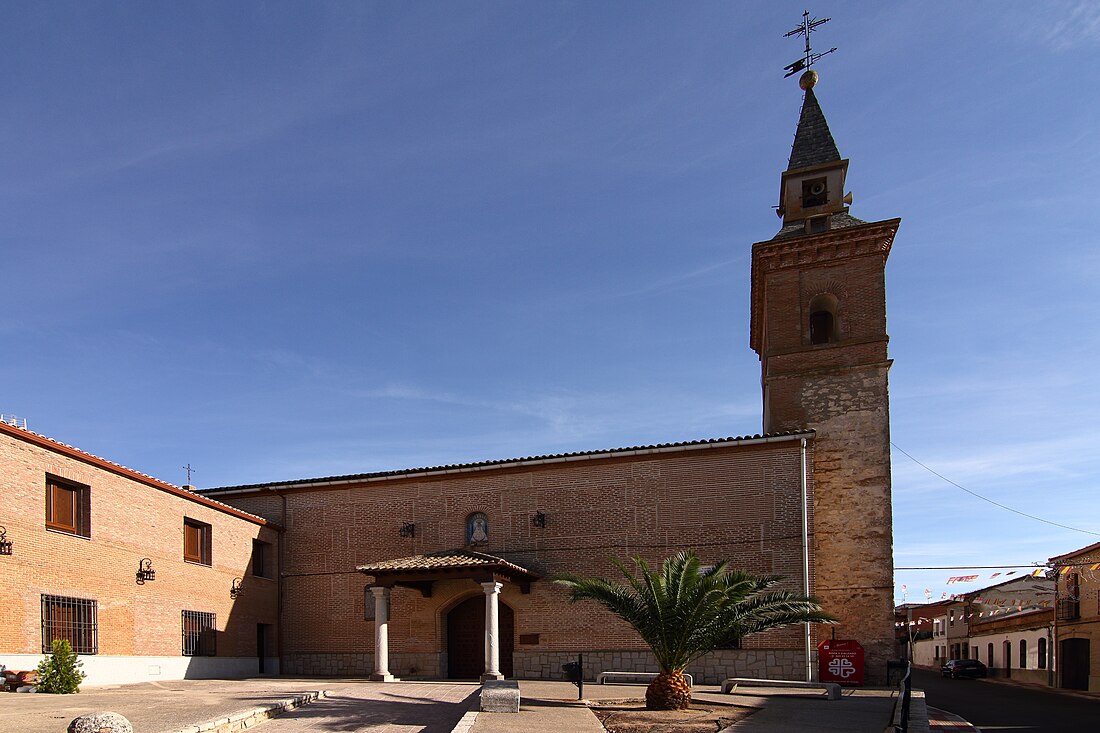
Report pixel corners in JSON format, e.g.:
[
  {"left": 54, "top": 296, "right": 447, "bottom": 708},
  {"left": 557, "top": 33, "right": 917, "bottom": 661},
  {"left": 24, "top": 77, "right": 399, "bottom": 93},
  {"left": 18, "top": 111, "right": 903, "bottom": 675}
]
[{"left": 555, "top": 550, "right": 835, "bottom": 674}]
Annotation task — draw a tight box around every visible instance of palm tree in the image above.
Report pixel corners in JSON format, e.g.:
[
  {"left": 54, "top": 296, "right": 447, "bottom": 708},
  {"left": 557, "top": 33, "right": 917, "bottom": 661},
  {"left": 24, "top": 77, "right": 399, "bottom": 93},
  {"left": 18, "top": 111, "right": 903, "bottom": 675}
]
[{"left": 554, "top": 551, "right": 835, "bottom": 710}]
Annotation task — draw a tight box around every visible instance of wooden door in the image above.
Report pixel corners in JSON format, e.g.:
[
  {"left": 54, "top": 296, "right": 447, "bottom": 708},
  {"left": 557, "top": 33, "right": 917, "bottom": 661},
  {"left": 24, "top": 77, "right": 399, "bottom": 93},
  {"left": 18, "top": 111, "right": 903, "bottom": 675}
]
[
  {"left": 1061, "top": 638, "right": 1090, "bottom": 690},
  {"left": 446, "top": 596, "right": 514, "bottom": 679}
]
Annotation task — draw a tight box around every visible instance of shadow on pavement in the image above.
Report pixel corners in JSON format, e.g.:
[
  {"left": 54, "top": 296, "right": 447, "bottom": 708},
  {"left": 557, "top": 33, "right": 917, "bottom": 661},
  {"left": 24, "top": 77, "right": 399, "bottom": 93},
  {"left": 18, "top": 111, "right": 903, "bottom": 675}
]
[{"left": 266, "top": 690, "right": 477, "bottom": 732}]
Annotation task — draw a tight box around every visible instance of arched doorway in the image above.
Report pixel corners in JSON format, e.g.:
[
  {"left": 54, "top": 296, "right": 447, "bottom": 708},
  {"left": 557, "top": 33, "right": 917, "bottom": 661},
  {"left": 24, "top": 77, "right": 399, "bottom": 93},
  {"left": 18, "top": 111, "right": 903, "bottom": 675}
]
[
  {"left": 447, "top": 595, "right": 514, "bottom": 679},
  {"left": 1003, "top": 640, "right": 1011, "bottom": 678}
]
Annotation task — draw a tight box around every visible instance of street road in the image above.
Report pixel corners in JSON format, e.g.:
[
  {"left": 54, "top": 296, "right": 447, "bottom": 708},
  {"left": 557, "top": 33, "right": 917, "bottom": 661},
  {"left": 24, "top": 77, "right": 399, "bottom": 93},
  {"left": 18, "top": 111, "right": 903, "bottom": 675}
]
[{"left": 914, "top": 668, "right": 1100, "bottom": 732}]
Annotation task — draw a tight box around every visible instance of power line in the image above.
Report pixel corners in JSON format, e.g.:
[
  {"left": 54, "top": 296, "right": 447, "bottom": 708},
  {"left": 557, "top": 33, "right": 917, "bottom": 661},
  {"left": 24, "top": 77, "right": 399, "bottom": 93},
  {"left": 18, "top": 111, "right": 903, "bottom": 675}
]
[
  {"left": 895, "top": 565, "right": 1044, "bottom": 570},
  {"left": 891, "top": 442, "right": 1100, "bottom": 537}
]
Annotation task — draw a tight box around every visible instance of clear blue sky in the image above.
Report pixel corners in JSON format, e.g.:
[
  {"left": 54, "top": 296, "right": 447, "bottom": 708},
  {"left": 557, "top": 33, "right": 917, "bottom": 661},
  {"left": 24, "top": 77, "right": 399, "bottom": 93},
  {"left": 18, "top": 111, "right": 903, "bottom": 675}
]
[{"left": 3, "top": 2, "right": 1098, "bottom": 605}]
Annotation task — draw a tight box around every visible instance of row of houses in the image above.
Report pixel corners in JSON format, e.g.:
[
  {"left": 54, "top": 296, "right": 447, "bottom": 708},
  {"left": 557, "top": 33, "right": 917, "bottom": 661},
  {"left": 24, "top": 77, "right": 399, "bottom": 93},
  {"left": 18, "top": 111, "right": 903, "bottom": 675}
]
[{"left": 898, "top": 543, "right": 1100, "bottom": 691}]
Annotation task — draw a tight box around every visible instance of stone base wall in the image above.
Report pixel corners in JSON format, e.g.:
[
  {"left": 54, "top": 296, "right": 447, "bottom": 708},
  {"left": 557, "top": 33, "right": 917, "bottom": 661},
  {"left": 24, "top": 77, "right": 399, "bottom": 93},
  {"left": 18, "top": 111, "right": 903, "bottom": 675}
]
[
  {"left": 284, "top": 648, "right": 810, "bottom": 684},
  {"left": 513, "top": 648, "right": 810, "bottom": 685},
  {"left": 283, "top": 652, "right": 441, "bottom": 678},
  {"left": 0, "top": 653, "right": 278, "bottom": 687}
]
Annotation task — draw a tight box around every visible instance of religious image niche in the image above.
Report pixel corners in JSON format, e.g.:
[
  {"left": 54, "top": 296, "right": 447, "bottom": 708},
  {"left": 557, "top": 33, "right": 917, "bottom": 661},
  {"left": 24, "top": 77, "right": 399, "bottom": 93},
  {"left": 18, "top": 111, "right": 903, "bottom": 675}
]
[{"left": 466, "top": 512, "right": 489, "bottom": 546}]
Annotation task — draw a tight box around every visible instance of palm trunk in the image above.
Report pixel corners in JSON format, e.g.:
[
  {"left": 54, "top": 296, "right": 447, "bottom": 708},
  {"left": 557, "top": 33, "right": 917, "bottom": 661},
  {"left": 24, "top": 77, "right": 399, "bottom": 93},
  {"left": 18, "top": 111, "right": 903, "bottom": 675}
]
[{"left": 644, "top": 670, "right": 692, "bottom": 710}]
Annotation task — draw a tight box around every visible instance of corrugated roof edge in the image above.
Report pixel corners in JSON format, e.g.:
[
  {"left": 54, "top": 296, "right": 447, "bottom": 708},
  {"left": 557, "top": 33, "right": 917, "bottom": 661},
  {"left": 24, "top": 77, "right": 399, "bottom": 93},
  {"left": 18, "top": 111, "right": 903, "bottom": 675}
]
[
  {"left": 201, "top": 431, "right": 816, "bottom": 496},
  {"left": 0, "top": 420, "right": 273, "bottom": 527}
]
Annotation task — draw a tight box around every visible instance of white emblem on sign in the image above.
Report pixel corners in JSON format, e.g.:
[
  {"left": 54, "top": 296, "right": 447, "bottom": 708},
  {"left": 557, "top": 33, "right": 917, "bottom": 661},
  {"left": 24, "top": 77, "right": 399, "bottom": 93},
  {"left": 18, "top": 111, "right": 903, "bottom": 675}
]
[{"left": 827, "top": 658, "right": 856, "bottom": 678}]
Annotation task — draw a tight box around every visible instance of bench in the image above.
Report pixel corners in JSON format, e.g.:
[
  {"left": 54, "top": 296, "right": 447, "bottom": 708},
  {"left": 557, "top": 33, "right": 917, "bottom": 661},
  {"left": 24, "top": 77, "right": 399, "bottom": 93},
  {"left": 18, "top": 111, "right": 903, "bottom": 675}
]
[
  {"left": 480, "top": 679, "right": 520, "bottom": 713},
  {"left": 720, "top": 677, "right": 841, "bottom": 701},
  {"left": 596, "top": 671, "right": 693, "bottom": 687}
]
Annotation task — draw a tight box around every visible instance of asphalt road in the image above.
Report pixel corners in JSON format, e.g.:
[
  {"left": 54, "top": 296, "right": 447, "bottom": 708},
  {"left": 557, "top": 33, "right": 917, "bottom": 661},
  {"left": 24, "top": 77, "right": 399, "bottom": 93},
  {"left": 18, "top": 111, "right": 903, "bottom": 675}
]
[{"left": 913, "top": 668, "right": 1100, "bottom": 732}]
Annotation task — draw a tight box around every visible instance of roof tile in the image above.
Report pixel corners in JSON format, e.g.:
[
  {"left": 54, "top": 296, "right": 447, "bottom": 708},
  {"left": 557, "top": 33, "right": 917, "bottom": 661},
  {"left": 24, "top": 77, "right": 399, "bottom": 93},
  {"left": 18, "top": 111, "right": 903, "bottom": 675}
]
[{"left": 788, "top": 87, "right": 841, "bottom": 171}]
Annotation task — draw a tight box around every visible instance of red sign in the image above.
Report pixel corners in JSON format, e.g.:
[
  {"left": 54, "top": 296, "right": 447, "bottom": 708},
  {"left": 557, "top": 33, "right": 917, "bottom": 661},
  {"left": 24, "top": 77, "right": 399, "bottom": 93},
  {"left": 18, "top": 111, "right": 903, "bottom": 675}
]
[{"left": 818, "top": 639, "right": 864, "bottom": 685}]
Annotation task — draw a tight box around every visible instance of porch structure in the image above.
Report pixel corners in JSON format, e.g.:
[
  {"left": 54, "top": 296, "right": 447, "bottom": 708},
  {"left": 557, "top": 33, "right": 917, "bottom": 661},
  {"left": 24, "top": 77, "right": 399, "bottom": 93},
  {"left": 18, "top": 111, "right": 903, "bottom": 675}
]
[{"left": 357, "top": 549, "right": 539, "bottom": 682}]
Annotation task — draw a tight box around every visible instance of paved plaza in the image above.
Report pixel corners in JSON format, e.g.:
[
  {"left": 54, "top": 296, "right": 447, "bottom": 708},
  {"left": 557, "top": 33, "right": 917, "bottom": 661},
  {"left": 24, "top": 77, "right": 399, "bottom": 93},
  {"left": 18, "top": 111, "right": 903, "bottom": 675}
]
[
  {"left": 0, "top": 678, "right": 478, "bottom": 733},
  {"left": 0, "top": 677, "right": 904, "bottom": 732}
]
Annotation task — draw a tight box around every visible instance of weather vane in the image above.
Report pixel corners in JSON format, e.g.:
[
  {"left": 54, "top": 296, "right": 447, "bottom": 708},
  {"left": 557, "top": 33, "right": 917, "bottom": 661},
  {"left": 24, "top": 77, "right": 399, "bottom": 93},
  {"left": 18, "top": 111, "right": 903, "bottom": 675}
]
[{"left": 783, "top": 9, "right": 837, "bottom": 79}]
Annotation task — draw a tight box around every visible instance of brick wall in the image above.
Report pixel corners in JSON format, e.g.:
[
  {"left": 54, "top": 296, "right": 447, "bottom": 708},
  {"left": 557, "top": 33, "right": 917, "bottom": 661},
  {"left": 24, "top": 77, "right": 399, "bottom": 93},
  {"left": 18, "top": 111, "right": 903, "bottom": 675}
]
[
  {"left": 222, "top": 439, "right": 823, "bottom": 679},
  {"left": 0, "top": 426, "right": 279, "bottom": 684}
]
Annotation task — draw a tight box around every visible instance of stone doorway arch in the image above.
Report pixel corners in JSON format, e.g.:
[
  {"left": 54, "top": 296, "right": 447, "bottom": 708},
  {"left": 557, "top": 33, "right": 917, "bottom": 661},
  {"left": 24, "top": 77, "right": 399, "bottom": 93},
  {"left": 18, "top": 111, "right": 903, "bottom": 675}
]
[{"left": 447, "top": 595, "right": 514, "bottom": 679}]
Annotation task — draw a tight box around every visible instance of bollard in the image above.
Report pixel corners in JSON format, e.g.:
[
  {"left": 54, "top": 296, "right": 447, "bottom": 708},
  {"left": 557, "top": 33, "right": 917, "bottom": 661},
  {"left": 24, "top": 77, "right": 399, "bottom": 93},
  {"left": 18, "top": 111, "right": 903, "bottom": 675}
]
[{"left": 561, "top": 653, "right": 583, "bottom": 700}]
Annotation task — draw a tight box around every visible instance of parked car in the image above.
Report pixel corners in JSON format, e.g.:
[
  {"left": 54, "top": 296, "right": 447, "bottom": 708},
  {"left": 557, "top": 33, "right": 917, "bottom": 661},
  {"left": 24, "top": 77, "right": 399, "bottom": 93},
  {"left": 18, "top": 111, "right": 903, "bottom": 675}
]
[{"left": 941, "top": 659, "right": 987, "bottom": 679}]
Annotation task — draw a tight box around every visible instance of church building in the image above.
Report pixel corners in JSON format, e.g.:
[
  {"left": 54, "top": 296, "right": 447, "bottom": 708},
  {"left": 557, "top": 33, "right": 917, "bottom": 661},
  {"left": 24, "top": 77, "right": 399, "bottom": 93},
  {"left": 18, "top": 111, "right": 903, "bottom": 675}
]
[
  {"left": 203, "top": 69, "right": 901, "bottom": 685},
  {"left": 0, "top": 71, "right": 900, "bottom": 686}
]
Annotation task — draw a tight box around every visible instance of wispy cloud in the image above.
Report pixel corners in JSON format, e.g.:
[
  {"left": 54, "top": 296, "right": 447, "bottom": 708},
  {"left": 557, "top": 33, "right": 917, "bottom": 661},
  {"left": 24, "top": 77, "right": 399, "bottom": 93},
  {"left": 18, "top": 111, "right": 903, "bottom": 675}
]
[
  {"left": 1040, "top": 1, "right": 1100, "bottom": 50},
  {"left": 601, "top": 256, "right": 746, "bottom": 302}
]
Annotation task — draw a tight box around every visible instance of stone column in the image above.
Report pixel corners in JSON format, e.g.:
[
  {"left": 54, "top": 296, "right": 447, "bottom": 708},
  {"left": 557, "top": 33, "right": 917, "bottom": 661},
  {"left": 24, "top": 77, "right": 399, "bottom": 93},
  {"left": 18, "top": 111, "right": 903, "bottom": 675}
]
[
  {"left": 370, "top": 586, "right": 395, "bottom": 682},
  {"left": 481, "top": 581, "right": 504, "bottom": 681}
]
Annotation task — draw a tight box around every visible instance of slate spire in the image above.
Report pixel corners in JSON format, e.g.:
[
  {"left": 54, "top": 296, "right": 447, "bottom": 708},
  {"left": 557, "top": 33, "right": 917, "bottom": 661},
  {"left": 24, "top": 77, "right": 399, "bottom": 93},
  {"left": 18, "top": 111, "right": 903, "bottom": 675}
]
[{"left": 787, "top": 83, "right": 841, "bottom": 171}]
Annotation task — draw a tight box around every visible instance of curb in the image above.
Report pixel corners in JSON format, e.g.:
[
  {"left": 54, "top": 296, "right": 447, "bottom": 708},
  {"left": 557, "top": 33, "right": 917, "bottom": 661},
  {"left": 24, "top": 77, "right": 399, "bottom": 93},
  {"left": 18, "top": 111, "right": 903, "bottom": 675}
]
[
  {"left": 163, "top": 690, "right": 329, "bottom": 733},
  {"left": 977, "top": 675, "right": 1100, "bottom": 701},
  {"left": 450, "top": 709, "right": 479, "bottom": 733},
  {"left": 927, "top": 706, "right": 977, "bottom": 732}
]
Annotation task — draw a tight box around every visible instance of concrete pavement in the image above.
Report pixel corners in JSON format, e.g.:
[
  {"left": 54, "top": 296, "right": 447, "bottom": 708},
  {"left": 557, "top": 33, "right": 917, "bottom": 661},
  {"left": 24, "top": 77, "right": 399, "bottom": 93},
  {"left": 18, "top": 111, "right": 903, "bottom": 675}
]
[
  {"left": 468, "top": 680, "right": 900, "bottom": 732},
  {"left": 0, "top": 678, "right": 479, "bottom": 733},
  {"left": 2, "top": 676, "right": 908, "bottom": 732}
]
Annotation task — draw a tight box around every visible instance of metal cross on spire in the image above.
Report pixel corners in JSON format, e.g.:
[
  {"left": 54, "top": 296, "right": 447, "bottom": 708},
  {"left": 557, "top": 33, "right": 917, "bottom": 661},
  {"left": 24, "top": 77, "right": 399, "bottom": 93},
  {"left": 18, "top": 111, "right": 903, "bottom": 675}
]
[
  {"left": 783, "top": 9, "right": 837, "bottom": 78},
  {"left": 183, "top": 463, "right": 195, "bottom": 485}
]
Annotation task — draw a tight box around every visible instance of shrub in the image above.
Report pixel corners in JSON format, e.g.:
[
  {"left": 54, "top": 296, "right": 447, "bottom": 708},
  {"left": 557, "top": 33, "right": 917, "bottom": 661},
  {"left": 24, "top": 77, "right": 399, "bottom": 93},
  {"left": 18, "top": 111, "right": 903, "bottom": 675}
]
[{"left": 35, "top": 639, "right": 86, "bottom": 693}]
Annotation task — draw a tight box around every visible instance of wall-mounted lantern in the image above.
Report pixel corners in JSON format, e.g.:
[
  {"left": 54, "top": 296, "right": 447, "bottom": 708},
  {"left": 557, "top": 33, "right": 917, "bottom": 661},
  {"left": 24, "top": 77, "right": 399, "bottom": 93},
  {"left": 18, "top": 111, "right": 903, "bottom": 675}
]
[
  {"left": 230, "top": 577, "right": 244, "bottom": 599},
  {"left": 399, "top": 521, "right": 416, "bottom": 538},
  {"left": 136, "top": 558, "right": 156, "bottom": 584},
  {"left": 0, "top": 526, "right": 11, "bottom": 556},
  {"left": 531, "top": 511, "right": 547, "bottom": 529}
]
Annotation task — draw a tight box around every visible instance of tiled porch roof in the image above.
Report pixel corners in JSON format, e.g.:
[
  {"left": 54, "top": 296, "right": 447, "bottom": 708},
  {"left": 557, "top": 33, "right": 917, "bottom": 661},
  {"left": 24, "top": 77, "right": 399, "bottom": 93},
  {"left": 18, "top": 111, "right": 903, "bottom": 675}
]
[{"left": 357, "top": 549, "right": 531, "bottom": 575}]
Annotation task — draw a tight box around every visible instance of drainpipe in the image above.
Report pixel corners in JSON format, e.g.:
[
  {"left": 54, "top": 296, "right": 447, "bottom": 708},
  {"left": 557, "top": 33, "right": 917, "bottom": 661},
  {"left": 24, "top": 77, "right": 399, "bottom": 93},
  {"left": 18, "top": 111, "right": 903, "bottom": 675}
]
[
  {"left": 801, "top": 438, "right": 812, "bottom": 682},
  {"left": 1051, "top": 568, "right": 1059, "bottom": 688},
  {"left": 270, "top": 489, "right": 287, "bottom": 676},
  {"left": 1047, "top": 623, "right": 1054, "bottom": 688}
]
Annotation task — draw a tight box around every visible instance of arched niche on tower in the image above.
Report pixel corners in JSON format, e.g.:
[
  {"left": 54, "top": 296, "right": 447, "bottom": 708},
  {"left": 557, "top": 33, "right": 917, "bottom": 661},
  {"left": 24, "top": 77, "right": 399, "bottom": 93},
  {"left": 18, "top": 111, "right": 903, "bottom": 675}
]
[{"left": 808, "top": 292, "right": 840, "bottom": 345}]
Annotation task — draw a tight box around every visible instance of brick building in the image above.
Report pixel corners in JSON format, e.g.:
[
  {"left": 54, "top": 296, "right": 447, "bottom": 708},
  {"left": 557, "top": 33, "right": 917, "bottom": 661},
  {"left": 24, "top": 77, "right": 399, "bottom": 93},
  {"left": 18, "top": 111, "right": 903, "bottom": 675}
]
[
  {"left": 202, "top": 71, "right": 901, "bottom": 685},
  {"left": 1051, "top": 542, "right": 1100, "bottom": 691},
  {"left": 2, "top": 73, "right": 901, "bottom": 686},
  {"left": 0, "top": 420, "right": 280, "bottom": 685}
]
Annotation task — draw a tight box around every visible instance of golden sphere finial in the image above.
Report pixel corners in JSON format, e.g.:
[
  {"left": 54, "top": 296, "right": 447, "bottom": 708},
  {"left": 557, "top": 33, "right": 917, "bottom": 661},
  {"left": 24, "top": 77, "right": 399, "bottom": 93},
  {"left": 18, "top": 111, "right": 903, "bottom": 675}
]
[{"left": 799, "top": 70, "right": 818, "bottom": 91}]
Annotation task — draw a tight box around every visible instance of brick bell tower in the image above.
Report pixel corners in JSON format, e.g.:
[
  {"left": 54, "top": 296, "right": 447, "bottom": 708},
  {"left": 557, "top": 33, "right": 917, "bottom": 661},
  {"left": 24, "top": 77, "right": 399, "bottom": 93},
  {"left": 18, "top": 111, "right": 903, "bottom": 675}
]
[{"left": 749, "top": 70, "right": 901, "bottom": 682}]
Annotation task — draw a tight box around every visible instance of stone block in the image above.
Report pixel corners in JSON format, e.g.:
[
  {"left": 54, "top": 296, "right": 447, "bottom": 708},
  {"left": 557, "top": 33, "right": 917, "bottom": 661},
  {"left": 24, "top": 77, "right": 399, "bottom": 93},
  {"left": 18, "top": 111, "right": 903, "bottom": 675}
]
[
  {"left": 68, "top": 712, "right": 133, "bottom": 733},
  {"left": 480, "top": 679, "right": 520, "bottom": 713}
]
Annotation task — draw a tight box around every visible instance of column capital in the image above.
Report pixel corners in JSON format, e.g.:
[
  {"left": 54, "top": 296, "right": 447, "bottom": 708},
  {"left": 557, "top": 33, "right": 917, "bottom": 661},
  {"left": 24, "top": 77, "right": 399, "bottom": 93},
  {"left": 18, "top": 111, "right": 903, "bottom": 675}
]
[
  {"left": 370, "top": 585, "right": 391, "bottom": 598},
  {"left": 481, "top": 581, "right": 504, "bottom": 594}
]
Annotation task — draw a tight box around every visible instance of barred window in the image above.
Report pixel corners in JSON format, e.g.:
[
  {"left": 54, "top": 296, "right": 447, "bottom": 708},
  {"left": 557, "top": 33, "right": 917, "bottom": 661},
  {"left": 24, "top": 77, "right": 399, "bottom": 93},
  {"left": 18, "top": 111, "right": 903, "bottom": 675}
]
[
  {"left": 41, "top": 595, "right": 97, "bottom": 654},
  {"left": 182, "top": 610, "right": 217, "bottom": 656}
]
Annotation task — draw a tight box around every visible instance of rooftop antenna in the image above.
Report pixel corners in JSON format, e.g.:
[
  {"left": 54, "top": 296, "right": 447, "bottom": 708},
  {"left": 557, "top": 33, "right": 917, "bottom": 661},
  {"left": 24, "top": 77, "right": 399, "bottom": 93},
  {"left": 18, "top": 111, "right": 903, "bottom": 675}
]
[
  {"left": 783, "top": 9, "right": 837, "bottom": 79},
  {"left": 183, "top": 463, "right": 195, "bottom": 486}
]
